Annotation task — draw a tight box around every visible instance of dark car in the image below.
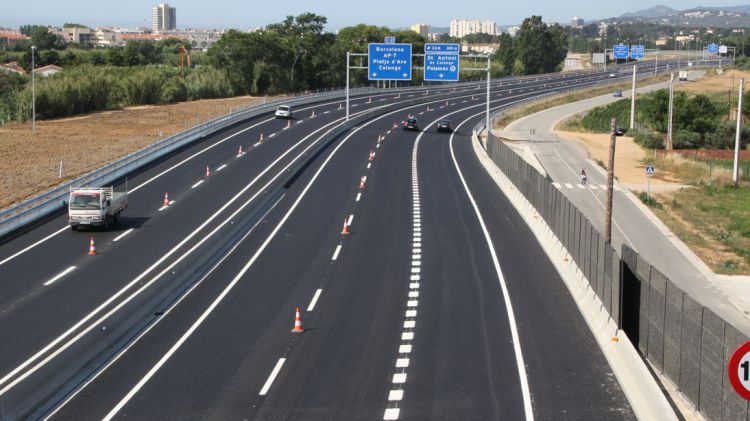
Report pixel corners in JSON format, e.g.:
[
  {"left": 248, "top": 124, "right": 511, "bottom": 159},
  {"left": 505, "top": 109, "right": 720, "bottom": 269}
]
[
  {"left": 615, "top": 127, "right": 628, "bottom": 136},
  {"left": 436, "top": 119, "right": 453, "bottom": 133},
  {"left": 403, "top": 117, "right": 420, "bottom": 131}
]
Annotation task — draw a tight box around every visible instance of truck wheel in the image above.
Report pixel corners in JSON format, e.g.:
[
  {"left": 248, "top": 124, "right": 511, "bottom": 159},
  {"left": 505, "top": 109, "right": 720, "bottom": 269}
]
[
  {"left": 70, "top": 225, "right": 77, "bottom": 232},
  {"left": 104, "top": 216, "right": 111, "bottom": 230}
]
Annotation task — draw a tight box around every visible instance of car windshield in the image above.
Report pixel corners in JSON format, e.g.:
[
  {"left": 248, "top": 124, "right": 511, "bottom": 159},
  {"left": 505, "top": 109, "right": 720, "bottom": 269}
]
[
  {"left": 278, "top": 106, "right": 290, "bottom": 111},
  {"left": 439, "top": 120, "right": 451, "bottom": 125},
  {"left": 407, "top": 118, "right": 417, "bottom": 123},
  {"left": 70, "top": 193, "right": 101, "bottom": 210}
]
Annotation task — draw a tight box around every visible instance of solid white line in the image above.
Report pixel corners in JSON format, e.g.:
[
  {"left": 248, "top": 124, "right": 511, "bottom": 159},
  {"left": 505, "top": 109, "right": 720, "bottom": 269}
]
[
  {"left": 191, "top": 180, "right": 204, "bottom": 189},
  {"left": 307, "top": 289, "right": 323, "bottom": 311},
  {"left": 449, "top": 120, "right": 534, "bottom": 421},
  {"left": 216, "top": 164, "right": 227, "bottom": 171},
  {"left": 112, "top": 229, "right": 134, "bottom": 242},
  {"left": 101, "top": 98, "right": 409, "bottom": 419},
  {"left": 259, "top": 358, "right": 286, "bottom": 396},
  {"left": 0, "top": 226, "right": 69, "bottom": 267},
  {"left": 0, "top": 113, "right": 352, "bottom": 395},
  {"left": 43, "top": 266, "right": 76, "bottom": 286},
  {"left": 355, "top": 193, "right": 361, "bottom": 202},
  {"left": 347, "top": 215, "right": 354, "bottom": 226},
  {"left": 332, "top": 244, "right": 342, "bottom": 261}
]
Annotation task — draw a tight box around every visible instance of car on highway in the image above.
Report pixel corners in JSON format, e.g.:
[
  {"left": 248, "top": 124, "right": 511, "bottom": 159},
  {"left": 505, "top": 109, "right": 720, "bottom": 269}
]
[
  {"left": 613, "top": 90, "right": 622, "bottom": 97},
  {"left": 274, "top": 105, "right": 293, "bottom": 119},
  {"left": 608, "top": 73, "right": 617, "bottom": 78},
  {"left": 436, "top": 119, "right": 453, "bottom": 133},
  {"left": 403, "top": 117, "right": 420, "bottom": 131},
  {"left": 615, "top": 127, "right": 628, "bottom": 136}
]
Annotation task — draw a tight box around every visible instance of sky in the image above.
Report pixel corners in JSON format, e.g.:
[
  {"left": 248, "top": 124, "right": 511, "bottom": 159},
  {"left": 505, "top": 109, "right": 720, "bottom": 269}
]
[{"left": 3, "top": 0, "right": 750, "bottom": 31}]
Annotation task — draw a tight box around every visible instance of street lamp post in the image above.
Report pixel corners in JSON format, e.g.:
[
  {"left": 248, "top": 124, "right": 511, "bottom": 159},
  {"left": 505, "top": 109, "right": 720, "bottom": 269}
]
[{"left": 31, "top": 45, "right": 36, "bottom": 134}]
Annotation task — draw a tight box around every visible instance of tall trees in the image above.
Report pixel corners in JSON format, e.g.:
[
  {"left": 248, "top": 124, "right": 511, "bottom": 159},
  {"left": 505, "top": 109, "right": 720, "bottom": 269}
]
[{"left": 493, "top": 16, "right": 568, "bottom": 76}]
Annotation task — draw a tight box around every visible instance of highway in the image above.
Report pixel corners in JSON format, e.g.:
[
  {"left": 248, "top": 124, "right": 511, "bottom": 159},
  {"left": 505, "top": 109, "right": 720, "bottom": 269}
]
[{"left": 0, "top": 64, "right": 662, "bottom": 419}]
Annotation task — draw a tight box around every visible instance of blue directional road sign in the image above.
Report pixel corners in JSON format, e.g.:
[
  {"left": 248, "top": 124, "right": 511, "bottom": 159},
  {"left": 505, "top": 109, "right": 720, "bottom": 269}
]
[
  {"left": 708, "top": 43, "right": 719, "bottom": 53},
  {"left": 368, "top": 43, "right": 412, "bottom": 81},
  {"left": 384, "top": 36, "right": 396, "bottom": 43},
  {"left": 613, "top": 44, "right": 629, "bottom": 60},
  {"left": 425, "top": 53, "right": 459, "bottom": 81},
  {"left": 630, "top": 45, "right": 645, "bottom": 59},
  {"left": 425, "top": 43, "right": 460, "bottom": 54}
]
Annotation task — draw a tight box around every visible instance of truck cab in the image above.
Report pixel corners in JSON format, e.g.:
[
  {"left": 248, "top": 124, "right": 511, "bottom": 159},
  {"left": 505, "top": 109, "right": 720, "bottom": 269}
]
[{"left": 69, "top": 187, "right": 127, "bottom": 231}]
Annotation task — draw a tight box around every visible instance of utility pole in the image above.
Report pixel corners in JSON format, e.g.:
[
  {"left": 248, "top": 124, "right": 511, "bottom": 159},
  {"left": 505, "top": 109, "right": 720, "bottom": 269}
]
[
  {"left": 31, "top": 45, "right": 36, "bottom": 134},
  {"left": 630, "top": 65, "right": 637, "bottom": 129},
  {"left": 486, "top": 55, "right": 490, "bottom": 131},
  {"left": 733, "top": 78, "right": 744, "bottom": 187},
  {"left": 667, "top": 73, "right": 675, "bottom": 150},
  {"left": 605, "top": 118, "right": 617, "bottom": 243}
]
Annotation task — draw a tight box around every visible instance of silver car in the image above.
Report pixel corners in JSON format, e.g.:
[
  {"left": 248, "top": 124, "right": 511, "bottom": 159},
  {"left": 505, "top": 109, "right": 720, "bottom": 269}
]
[{"left": 275, "top": 105, "right": 293, "bottom": 119}]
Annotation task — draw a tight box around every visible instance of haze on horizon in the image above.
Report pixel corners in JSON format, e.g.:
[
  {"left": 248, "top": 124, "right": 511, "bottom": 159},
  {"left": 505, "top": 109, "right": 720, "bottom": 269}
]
[{"left": 3, "top": 0, "right": 750, "bottom": 31}]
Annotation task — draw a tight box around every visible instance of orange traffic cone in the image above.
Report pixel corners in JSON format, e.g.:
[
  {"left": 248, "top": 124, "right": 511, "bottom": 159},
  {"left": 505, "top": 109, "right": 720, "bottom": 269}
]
[
  {"left": 392, "top": 122, "right": 398, "bottom": 129},
  {"left": 291, "top": 307, "right": 304, "bottom": 333},
  {"left": 338, "top": 103, "right": 343, "bottom": 110},
  {"left": 88, "top": 236, "right": 97, "bottom": 255},
  {"left": 341, "top": 218, "right": 350, "bottom": 235},
  {"left": 368, "top": 149, "right": 374, "bottom": 161},
  {"left": 286, "top": 119, "right": 292, "bottom": 129},
  {"left": 368, "top": 96, "right": 372, "bottom": 103},
  {"left": 445, "top": 100, "right": 448, "bottom": 107},
  {"left": 311, "top": 109, "right": 316, "bottom": 118},
  {"left": 359, "top": 176, "right": 366, "bottom": 189},
  {"left": 163, "top": 192, "right": 170, "bottom": 207},
  {"left": 237, "top": 145, "right": 243, "bottom": 157},
  {"left": 426, "top": 105, "right": 430, "bottom": 112},
  {"left": 259, "top": 132, "right": 264, "bottom": 142}
]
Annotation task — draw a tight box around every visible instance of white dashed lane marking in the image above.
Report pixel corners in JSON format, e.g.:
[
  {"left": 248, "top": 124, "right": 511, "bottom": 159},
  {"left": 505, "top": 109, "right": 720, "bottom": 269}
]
[{"left": 44, "top": 266, "right": 77, "bottom": 286}]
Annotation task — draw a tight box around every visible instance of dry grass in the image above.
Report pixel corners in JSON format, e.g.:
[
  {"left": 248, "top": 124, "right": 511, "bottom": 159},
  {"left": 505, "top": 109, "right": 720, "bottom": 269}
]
[
  {"left": 0, "top": 95, "right": 284, "bottom": 210},
  {"left": 675, "top": 68, "right": 750, "bottom": 94},
  {"left": 646, "top": 153, "right": 741, "bottom": 186}
]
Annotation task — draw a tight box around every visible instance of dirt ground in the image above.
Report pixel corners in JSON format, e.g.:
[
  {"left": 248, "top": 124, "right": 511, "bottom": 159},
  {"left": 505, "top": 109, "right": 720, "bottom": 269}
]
[
  {"left": 0, "top": 95, "right": 283, "bottom": 210},
  {"left": 676, "top": 68, "right": 750, "bottom": 94},
  {"left": 553, "top": 130, "right": 687, "bottom": 190}
]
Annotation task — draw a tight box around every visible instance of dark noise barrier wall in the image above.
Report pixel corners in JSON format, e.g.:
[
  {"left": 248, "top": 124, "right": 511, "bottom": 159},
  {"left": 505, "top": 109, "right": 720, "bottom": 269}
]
[{"left": 485, "top": 132, "right": 748, "bottom": 420}]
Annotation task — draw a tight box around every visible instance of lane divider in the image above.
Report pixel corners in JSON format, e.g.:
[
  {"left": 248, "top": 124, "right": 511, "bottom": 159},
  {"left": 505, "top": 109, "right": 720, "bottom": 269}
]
[
  {"left": 112, "top": 229, "right": 134, "bottom": 242},
  {"left": 44, "top": 266, "right": 77, "bottom": 287},
  {"left": 259, "top": 358, "right": 286, "bottom": 396},
  {"left": 307, "top": 289, "right": 323, "bottom": 311},
  {"left": 383, "top": 128, "right": 422, "bottom": 421}
]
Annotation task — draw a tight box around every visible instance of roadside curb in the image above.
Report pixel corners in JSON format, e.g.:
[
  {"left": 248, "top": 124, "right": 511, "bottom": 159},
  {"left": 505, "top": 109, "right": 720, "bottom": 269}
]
[{"left": 471, "top": 132, "right": 677, "bottom": 421}]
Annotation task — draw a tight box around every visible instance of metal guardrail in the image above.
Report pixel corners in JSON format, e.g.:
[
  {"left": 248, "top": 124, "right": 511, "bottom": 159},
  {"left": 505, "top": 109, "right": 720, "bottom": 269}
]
[
  {"left": 1, "top": 60, "right": 723, "bottom": 239},
  {"left": 474, "top": 60, "right": 727, "bottom": 134}
]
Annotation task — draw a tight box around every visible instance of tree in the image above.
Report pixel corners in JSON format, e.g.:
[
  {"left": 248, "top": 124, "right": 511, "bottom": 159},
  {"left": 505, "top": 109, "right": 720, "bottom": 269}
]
[
  {"left": 492, "top": 33, "right": 515, "bottom": 75},
  {"left": 29, "top": 27, "right": 65, "bottom": 50},
  {"left": 514, "top": 16, "right": 567, "bottom": 75}
]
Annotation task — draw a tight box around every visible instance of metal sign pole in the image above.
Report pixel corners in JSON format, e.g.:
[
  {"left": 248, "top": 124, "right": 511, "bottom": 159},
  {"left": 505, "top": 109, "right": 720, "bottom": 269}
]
[
  {"left": 630, "top": 65, "right": 637, "bottom": 129},
  {"left": 733, "top": 78, "right": 744, "bottom": 186},
  {"left": 346, "top": 51, "right": 350, "bottom": 121},
  {"left": 486, "top": 56, "right": 490, "bottom": 131}
]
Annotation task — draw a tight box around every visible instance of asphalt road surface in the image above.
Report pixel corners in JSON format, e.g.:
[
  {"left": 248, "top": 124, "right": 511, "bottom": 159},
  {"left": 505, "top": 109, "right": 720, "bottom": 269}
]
[{"left": 0, "top": 63, "right": 671, "bottom": 420}]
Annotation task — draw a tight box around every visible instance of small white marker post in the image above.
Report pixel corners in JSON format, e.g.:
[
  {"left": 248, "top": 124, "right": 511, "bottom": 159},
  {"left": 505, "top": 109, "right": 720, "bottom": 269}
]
[{"left": 645, "top": 165, "right": 655, "bottom": 200}]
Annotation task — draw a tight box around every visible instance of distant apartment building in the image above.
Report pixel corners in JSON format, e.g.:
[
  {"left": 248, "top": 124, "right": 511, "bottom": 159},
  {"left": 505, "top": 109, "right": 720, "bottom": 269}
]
[
  {"left": 460, "top": 43, "right": 498, "bottom": 54},
  {"left": 152, "top": 3, "right": 177, "bottom": 32},
  {"left": 508, "top": 26, "right": 520, "bottom": 37},
  {"left": 410, "top": 23, "right": 428, "bottom": 38},
  {"left": 95, "top": 29, "right": 125, "bottom": 47},
  {"left": 55, "top": 27, "right": 93, "bottom": 44},
  {"left": 570, "top": 16, "right": 584, "bottom": 28},
  {"left": 449, "top": 19, "right": 498, "bottom": 38}
]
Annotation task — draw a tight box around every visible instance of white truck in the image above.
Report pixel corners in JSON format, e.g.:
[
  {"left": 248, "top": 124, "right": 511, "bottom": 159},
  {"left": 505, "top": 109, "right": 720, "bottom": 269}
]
[
  {"left": 678, "top": 70, "right": 689, "bottom": 81},
  {"left": 68, "top": 186, "right": 128, "bottom": 231}
]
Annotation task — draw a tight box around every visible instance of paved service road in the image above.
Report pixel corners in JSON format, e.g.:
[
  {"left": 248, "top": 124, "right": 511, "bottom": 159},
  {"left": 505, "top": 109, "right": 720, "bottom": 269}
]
[{"left": 0, "top": 63, "right": 673, "bottom": 420}]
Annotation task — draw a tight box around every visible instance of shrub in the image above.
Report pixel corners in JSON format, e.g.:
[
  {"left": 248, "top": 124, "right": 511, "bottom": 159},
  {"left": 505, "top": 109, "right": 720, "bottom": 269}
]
[{"left": 633, "top": 131, "right": 664, "bottom": 149}]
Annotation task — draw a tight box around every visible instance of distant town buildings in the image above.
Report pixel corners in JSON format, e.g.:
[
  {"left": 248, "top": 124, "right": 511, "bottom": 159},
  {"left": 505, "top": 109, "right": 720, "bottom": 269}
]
[
  {"left": 570, "top": 16, "right": 584, "bottom": 28},
  {"left": 56, "top": 27, "right": 93, "bottom": 44},
  {"left": 508, "top": 26, "right": 520, "bottom": 37},
  {"left": 410, "top": 23, "right": 428, "bottom": 38},
  {"left": 0, "top": 31, "right": 29, "bottom": 50},
  {"left": 449, "top": 19, "right": 498, "bottom": 38},
  {"left": 152, "top": 3, "right": 177, "bottom": 32},
  {"left": 33, "top": 64, "right": 63, "bottom": 77}
]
